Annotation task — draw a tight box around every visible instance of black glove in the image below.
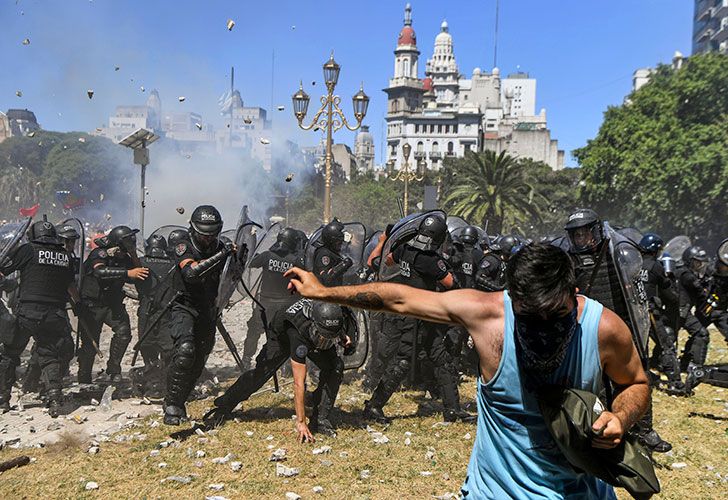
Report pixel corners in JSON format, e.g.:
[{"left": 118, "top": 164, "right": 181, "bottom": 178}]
[
  {"left": 222, "top": 238, "right": 235, "bottom": 255},
  {"left": 73, "top": 301, "right": 91, "bottom": 319}
]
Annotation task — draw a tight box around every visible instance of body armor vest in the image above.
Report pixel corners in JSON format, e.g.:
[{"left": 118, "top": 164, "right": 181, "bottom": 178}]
[
  {"left": 18, "top": 243, "right": 73, "bottom": 304},
  {"left": 573, "top": 251, "right": 630, "bottom": 327}
]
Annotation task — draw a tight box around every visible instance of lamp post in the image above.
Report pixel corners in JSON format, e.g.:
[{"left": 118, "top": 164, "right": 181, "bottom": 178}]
[
  {"left": 387, "top": 142, "right": 426, "bottom": 216},
  {"left": 292, "top": 52, "right": 369, "bottom": 223},
  {"left": 119, "top": 128, "right": 159, "bottom": 238}
]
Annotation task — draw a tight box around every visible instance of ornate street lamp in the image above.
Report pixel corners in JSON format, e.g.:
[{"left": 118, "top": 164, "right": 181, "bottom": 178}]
[
  {"left": 292, "top": 52, "right": 369, "bottom": 223},
  {"left": 387, "top": 142, "right": 426, "bottom": 215}
]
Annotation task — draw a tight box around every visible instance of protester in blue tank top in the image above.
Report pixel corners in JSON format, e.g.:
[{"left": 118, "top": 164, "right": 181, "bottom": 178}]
[{"left": 285, "top": 243, "right": 650, "bottom": 499}]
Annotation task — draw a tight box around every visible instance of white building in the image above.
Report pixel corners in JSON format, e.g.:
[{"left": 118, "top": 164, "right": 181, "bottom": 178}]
[
  {"left": 354, "top": 125, "right": 375, "bottom": 172},
  {"left": 216, "top": 90, "right": 272, "bottom": 171},
  {"left": 385, "top": 4, "right": 564, "bottom": 171}
]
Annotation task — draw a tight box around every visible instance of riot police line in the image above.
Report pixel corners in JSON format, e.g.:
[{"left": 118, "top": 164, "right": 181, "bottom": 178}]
[{"left": 0, "top": 205, "right": 726, "bottom": 449}]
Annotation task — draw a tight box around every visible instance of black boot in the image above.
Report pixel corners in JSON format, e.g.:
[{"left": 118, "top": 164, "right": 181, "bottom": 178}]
[
  {"left": 47, "top": 389, "right": 63, "bottom": 419},
  {"left": 639, "top": 430, "right": 672, "bottom": 453},
  {"left": 363, "top": 400, "right": 391, "bottom": 424},
  {"left": 0, "top": 394, "right": 10, "bottom": 413},
  {"left": 684, "top": 363, "right": 707, "bottom": 394},
  {"left": 163, "top": 404, "right": 188, "bottom": 426},
  {"left": 443, "top": 408, "right": 476, "bottom": 423}
]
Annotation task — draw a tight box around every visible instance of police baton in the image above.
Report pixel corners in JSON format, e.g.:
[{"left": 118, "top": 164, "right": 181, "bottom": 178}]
[
  {"left": 216, "top": 317, "right": 245, "bottom": 371},
  {"left": 130, "top": 291, "right": 182, "bottom": 366},
  {"left": 71, "top": 306, "right": 104, "bottom": 359}
]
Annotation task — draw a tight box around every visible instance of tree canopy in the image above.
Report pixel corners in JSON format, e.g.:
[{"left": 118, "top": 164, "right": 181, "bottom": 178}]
[{"left": 573, "top": 52, "right": 728, "bottom": 246}]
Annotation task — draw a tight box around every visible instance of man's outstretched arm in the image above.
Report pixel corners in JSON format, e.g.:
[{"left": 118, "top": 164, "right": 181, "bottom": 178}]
[{"left": 284, "top": 266, "right": 495, "bottom": 327}]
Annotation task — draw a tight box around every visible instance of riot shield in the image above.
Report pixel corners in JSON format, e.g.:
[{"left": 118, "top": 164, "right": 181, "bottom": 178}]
[
  {"left": 446, "top": 216, "right": 469, "bottom": 236},
  {"left": 216, "top": 206, "right": 260, "bottom": 314},
  {"left": 304, "top": 222, "right": 367, "bottom": 285},
  {"left": 662, "top": 235, "right": 691, "bottom": 263},
  {"left": 378, "top": 210, "right": 446, "bottom": 282},
  {"left": 0, "top": 218, "right": 32, "bottom": 265},
  {"left": 241, "top": 223, "right": 282, "bottom": 300},
  {"left": 60, "top": 218, "right": 86, "bottom": 291},
  {"left": 605, "top": 222, "right": 651, "bottom": 358},
  {"left": 718, "top": 238, "right": 728, "bottom": 266},
  {"left": 616, "top": 226, "right": 643, "bottom": 246}
]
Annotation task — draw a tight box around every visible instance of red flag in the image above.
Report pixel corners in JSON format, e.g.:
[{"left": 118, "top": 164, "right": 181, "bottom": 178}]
[{"left": 19, "top": 203, "right": 40, "bottom": 217}]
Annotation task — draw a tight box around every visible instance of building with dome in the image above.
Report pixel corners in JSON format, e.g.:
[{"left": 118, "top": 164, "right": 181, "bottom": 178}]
[
  {"left": 385, "top": 4, "right": 564, "bottom": 170},
  {"left": 354, "top": 125, "right": 375, "bottom": 171}
]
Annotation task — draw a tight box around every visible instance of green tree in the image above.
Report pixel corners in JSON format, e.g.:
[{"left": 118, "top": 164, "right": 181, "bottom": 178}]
[
  {"left": 441, "top": 150, "right": 545, "bottom": 234},
  {"left": 574, "top": 53, "right": 728, "bottom": 245}
]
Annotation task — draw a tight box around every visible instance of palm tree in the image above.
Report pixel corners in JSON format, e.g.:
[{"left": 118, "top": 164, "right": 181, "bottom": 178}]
[{"left": 442, "top": 150, "right": 545, "bottom": 234}]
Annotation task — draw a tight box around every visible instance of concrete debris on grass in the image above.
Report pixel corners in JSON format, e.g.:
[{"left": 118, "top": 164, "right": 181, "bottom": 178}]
[
  {"left": 212, "top": 453, "right": 235, "bottom": 464},
  {"left": 360, "top": 469, "right": 371, "bottom": 479},
  {"left": 158, "top": 462, "right": 167, "bottom": 468},
  {"left": 420, "top": 471, "right": 433, "bottom": 477},
  {"left": 205, "top": 497, "right": 229, "bottom": 500},
  {"left": 320, "top": 459, "right": 333, "bottom": 467},
  {"left": 312, "top": 486, "right": 324, "bottom": 494},
  {"left": 162, "top": 475, "right": 193, "bottom": 484},
  {"left": 230, "top": 461, "right": 242, "bottom": 472},
  {"left": 269, "top": 448, "right": 287, "bottom": 462},
  {"left": 208, "top": 484, "right": 225, "bottom": 491},
  {"left": 285, "top": 493, "right": 301, "bottom": 500},
  {"left": 312, "top": 445, "right": 331, "bottom": 455},
  {"left": 671, "top": 462, "right": 688, "bottom": 470},
  {"left": 85, "top": 481, "right": 99, "bottom": 490},
  {"left": 276, "top": 463, "right": 300, "bottom": 477},
  {"left": 370, "top": 432, "right": 389, "bottom": 445}
]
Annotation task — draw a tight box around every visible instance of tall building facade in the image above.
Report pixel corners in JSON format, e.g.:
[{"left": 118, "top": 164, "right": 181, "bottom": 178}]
[
  {"left": 354, "top": 125, "right": 375, "bottom": 171},
  {"left": 384, "top": 4, "right": 564, "bottom": 171},
  {"left": 693, "top": 0, "right": 728, "bottom": 54}
]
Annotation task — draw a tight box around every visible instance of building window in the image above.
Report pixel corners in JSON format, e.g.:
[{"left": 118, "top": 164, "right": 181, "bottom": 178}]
[
  {"left": 417, "top": 141, "right": 424, "bottom": 152},
  {"left": 447, "top": 142, "right": 454, "bottom": 155},
  {"left": 432, "top": 141, "right": 439, "bottom": 153},
  {"left": 438, "top": 124, "right": 443, "bottom": 133}
]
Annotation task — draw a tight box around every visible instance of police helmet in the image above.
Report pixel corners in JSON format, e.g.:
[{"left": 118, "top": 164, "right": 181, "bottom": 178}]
[
  {"left": 277, "top": 227, "right": 300, "bottom": 251},
  {"left": 564, "top": 208, "right": 604, "bottom": 253},
  {"left": 497, "top": 234, "right": 519, "bottom": 258},
  {"left": 683, "top": 245, "right": 709, "bottom": 277},
  {"left": 639, "top": 233, "right": 664, "bottom": 254},
  {"left": 145, "top": 234, "right": 167, "bottom": 258},
  {"left": 167, "top": 229, "right": 189, "bottom": 248},
  {"left": 56, "top": 224, "right": 80, "bottom": 242},
  {"left": 28, "top": 219, "right": 59, "bottom": 245},
  {"left": 310, "top": 301, "right": 345, "bottom": 350},
  {"left": 189, "top": 205, "right": 223, "bottom": 252},
  {"left": 108, "top": 225, "right": 139, "bottom": 249},
  {"left": 460, "top": 226, "right": 480, "bottom": 245},
  {"left": 409, "top": 213, "right": 447, "bottom": 251},
  {"left": 321, "top": 218, "right": 345, "bottom": 250}
]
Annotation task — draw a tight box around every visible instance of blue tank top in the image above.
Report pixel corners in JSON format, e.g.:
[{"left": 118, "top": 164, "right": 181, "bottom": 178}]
[{"left": 461, "top": 292, "right": 616, "bottom": 499}]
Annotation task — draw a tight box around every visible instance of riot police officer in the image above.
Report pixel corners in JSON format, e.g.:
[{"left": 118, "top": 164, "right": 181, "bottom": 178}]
[
  {"left": 133, "top": 234, "right": 176, "bottom": 390},
  {"left": 474, "top": 235, "right": 507, "bottom": 292},
  {"left": 676, "top": 246, "right": 711, "bottom": 383},
  {"left": 698, "top": 239, "right": 728, "bottom": 343},
  {"left": 0, "top": 220, "right": 75, "bottom": 416},
  {"left": 242, "top": 227, "right": 304, "bottom": 368},
  {"left": 450, "top": 226, "right": 484, "bottom": 289},
  {"left": 313, "top": 218, "right": 353, "bottom": 287},
  {"left": 77, "top": 225, "right": 148, "bottom": 383},
  {"left": 563, "top": 209, "right": 671, "bottom": 453},
  {"left": 364, "top": 214, "right": 474, "bottom": 424},
  {"left": 639, "top": 233, "right": 682, "bottom": 391},
  {"left": 164, "top": 205, "right": 232, "bottom": 425},
  {"left": 205, "top": 299, "right": 353, "bottom": 439}
]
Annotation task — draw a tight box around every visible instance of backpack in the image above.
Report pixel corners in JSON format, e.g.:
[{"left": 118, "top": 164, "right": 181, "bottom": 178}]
[{"left": 537, "top": 384, "right": 660, "bottom": 500}]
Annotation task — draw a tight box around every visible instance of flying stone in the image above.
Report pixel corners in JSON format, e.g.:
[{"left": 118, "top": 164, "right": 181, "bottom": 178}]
[{"left": 226, "top": 19, "right": 235, "bottom": 31}]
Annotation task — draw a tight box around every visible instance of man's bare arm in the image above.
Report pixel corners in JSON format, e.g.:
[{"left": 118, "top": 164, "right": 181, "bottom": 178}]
[
  {"left": 592, "top": 308, "right": 650, "bottom": 449},
  {"left": 284, "top": 266, "right": 495, "bottom": 327}
]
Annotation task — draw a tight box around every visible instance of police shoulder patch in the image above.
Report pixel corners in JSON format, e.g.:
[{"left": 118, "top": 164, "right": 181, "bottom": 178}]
[
  {"left": 321, "top": 255, "right": 330, "bottom": 266},
  {"left": 437, "top": 259, "right": 447, "bottom": 272},
  {"left": 175, "top": 243, "right": 188, "bottom": 257},
  {"left": 295, "top": 345, "right": 309, "bottom": 359},
  {"left": 97, "top": 249, "right": 107, "bottom": 259}
]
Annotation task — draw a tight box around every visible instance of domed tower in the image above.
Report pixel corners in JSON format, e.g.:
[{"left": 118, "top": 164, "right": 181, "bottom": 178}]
[
  {"left": 145, "top": 89, "right": 162, "bottom": 130},
  {"left": 384, "top": 4, "right": 425, "bottom": 166},
  {"left": 354, "top": 124, "right": 375, "bottom": 172},
  {"left": 425, "top": 20, "right": 460, "bottom": 107}
]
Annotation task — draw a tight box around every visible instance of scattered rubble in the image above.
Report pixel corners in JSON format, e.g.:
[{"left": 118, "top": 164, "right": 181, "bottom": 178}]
[{"left": 276, "top": 463, "right": 300, "bottom": 477}]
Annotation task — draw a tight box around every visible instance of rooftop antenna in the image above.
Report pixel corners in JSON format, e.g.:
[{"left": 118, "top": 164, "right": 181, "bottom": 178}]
[{"left": 493, "top": 0, "right": 500, "bottom": 68}]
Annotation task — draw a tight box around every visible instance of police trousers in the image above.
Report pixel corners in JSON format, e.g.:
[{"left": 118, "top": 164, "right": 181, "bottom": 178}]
[
  {"left": 0, "top": 302, "right": 73, "bottom": 401},
  {"left": 77, "top": 301, "right": 132, "bottom": 381},
  {"left": 165, "top": 304, "right": 216, "bottom": 408}
]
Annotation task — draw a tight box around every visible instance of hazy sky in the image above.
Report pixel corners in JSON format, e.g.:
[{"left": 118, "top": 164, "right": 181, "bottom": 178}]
[{"left": 2, "top": 0, "right": 693, "bottom": 166}]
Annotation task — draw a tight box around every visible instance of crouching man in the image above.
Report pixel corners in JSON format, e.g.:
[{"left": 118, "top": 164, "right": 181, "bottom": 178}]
[
  {"left": 285, "top": 243, "right": 649, "bottom": 498},
  {"left": 206, "top": 299, "right": 351, "bottom": 441}
]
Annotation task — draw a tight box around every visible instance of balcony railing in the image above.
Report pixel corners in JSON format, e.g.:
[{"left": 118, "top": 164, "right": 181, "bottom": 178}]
[{"left": 429, "top": 151, "right": 442, "bottom": 159}]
